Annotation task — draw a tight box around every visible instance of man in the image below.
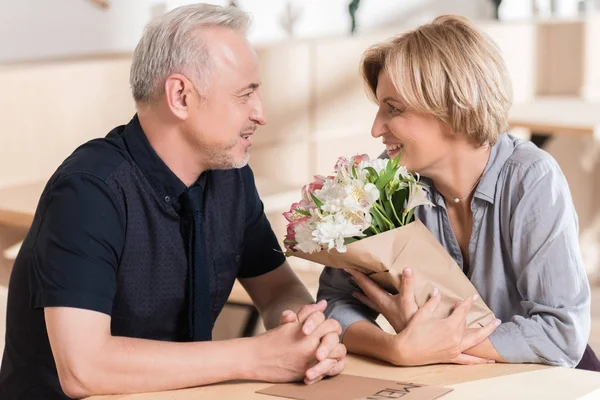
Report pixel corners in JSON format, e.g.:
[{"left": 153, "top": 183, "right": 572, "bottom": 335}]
[{"left": 0, "top": 4, "right": 346, "bottom": 399}]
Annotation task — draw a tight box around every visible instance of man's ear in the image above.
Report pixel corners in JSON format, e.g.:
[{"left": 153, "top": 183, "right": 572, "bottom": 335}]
[{"left": 164, "top": 74, "right": 194, "bottom": 120}]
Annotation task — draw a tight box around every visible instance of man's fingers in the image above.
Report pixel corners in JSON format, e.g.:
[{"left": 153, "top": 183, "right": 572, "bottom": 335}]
[
  {"left": 305, "top": 359, "right": 337, "bottom": 382},
  {"left": 351, "top": 291, "right": 381, "bottom": 313},
  {"left": 451, "top": 353, "right": 495, "bottom": 365},
  {"left": 310, "top": 318, "right": 342, "bottom": 340},
  {"left": 460, "top": 319, "right": 501, "bottom": 351},
  {"left": 279, "top": 310, "right": 298, "bottom": 326},
  {"left": 301, "top": 311, "right": 326, "bottom": 335},
  {"left": 326, "top": 356, "right": 346, "bottom": 377},
  {"left": 344, "top": 269, "right": 390, "bottom": 310},
  {"left": 315, "top": 332, "right": 342, "bottom": 361},
  {"left": 297, "top": 300, "right": 327, "bottom": 323},
  {"left": 304, "top": 375, "right": 325, "bottom": 386}
]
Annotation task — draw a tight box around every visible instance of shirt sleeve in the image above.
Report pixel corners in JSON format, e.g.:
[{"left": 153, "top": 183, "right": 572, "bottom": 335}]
[
  {"left": 489, "top": 157, "right": 591, "bottom": 367},
  {"left": 237, "top": 166, "right": 286, "bottom": 278},
  {"left": 30, "top": 173, "right": 125, "bottom": 315},
  {"left": 317, "top": 267, "right": 379, "bottom": 339}
]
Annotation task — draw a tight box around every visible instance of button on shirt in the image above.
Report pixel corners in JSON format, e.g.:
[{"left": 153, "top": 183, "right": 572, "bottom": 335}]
[
  {"left": 318, "top": 133, "right": 591, "bottom": 367},
  {"left": 0, "top": 115, "right": 285, "bottom": 399}
]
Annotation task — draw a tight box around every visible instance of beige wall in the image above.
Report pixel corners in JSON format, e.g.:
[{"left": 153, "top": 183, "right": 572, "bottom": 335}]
[
  {"left": 0, "top": 19, "right": 598, "bottom": 275},
  {"left": 0, "top": 55, "right": 135, "bottom": 189}
]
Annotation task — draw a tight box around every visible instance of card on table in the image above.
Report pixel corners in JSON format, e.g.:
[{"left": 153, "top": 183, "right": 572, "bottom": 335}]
[{"left": 256, "top": 374, "right": 452, "bottom": 400}]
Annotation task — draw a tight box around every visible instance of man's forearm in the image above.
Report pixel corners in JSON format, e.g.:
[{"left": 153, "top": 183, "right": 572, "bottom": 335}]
[
  {"left": 260, "top": 281, "right": 313, "bottom": 330},
  {"left": 66, "top": 336, "right": 258, "bottom": 398}
]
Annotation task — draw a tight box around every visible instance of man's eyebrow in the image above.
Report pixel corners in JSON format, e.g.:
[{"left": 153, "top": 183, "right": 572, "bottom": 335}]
[{"left": 236, "top": 82, "right": 261, "bottom": 94}]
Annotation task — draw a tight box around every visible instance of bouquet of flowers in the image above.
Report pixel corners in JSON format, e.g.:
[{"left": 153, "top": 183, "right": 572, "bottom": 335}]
[{"left": 283, "top": 154, "right": 495, "bottom": 328}]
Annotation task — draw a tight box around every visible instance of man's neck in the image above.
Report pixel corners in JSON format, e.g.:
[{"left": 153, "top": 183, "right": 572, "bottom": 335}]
[{"left": 137, "top": 109, "right": 206, "bottom": 188}]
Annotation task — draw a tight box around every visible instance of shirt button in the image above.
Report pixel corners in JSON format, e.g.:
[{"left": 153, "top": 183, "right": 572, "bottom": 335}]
[
  {"left": 164, "top": 196, "right": 171, "bottom": 203},
  {"left": 235, "top": 255, "right": 241, "bottom": 263}
]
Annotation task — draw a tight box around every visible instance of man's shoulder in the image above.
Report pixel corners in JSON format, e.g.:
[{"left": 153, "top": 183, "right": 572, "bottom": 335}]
[{"left": 53, "top": 125, "right": 131, "bottom": 185}]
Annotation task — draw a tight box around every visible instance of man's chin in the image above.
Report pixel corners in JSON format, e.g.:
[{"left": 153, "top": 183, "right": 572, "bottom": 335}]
[{"left": 210, "top": 153, "right": 249, "bottom": 170}]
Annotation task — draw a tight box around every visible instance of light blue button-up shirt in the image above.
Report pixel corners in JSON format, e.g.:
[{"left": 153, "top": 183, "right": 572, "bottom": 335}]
[{"left": 317, "top": 133, "right": 591, "bottom": 367}]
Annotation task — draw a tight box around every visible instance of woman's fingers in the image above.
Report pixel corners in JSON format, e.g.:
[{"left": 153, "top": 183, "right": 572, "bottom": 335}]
[
  {"left": 344, "top": 269, "right": 390, "bottom": 310},
  {"left": 399, "top": 269, "right": 418, "bottom": 317},
  {"left": 416, "top": 287, "right": 441, "bottom": 317},
  {"left": 460, "top": 319, "right": 501, "bottom": 351},
  {"left": 352, "top": 291, "right": 381, "bottom": 313},
  {"left": 449, "top": 294, "right": 477, "bottom": 326},
  {"left": 451, "top": 353, "right": 495, "bottom": 365}
]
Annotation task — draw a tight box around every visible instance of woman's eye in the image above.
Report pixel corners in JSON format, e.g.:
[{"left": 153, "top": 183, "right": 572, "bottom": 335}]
[{"left": 387, "top": 103, "right": 398, "bottom": 113}]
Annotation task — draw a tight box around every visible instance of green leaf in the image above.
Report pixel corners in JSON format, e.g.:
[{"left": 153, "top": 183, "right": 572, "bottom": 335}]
[
  {"left": 402, "top": 208, "right": 415, "bottom": 225},
  {"left": 371, "top": 208, "right": 386, "bottom": 232},
  {"left": 373, "top": 202, "right": 394, "bottom": 231},
  {"left": 376, "top": 167, "right": 397, "bottom": 190},
  {"left": 389, "top": 190, "right": 406, "bottom": 226},
  {"left": 351, "top": 164, "right": 357, "bottom": 178},
  {"left": 344, "top": 237, "right": 359, "bottom": 245},
  {"left": 309, "top": 192, "right": 323, "bottom": 208},
  {"left": 294, "top": 208, "right": 311, "bottom": 216},
  {"left": 364, "top": 167, "right": 379, "bottom": 180}
]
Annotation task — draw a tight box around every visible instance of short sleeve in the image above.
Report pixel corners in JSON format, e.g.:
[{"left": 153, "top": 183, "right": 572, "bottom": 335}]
[
  {"left": 237, "top": 166, "right": 285, "bottom": 278},
  {"left": 30, "top": 173, "right": 125, "bottom": 315}
]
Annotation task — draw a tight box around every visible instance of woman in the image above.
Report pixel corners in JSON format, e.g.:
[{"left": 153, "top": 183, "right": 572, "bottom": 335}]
[{"left": 317, "top": 15, "right": 598, "bottom": 370}]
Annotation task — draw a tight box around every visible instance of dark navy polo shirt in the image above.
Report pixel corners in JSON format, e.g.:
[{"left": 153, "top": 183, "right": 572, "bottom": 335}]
[{"left": 0, "top": 115, "right": 285, "bottom": 399}]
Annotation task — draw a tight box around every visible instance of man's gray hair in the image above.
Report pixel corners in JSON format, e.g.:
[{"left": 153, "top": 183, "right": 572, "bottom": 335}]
[{"left": 130, "top": 3, "right": 250, "bottom": 104}]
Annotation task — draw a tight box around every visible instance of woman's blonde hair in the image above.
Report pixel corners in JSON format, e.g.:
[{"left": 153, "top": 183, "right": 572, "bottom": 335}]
[{"left": 361, "top": 15, "right": 512, "bottom": 146}]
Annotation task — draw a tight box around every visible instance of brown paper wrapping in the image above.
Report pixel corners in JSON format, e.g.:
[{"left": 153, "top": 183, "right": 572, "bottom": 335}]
[{"left": 291, "top": 219, "right": 495, "bottom": 328}]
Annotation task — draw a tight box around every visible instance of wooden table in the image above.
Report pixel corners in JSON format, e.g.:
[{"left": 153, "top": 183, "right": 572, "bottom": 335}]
[
  {"left": 509, "top": 96, "right": 600, "bottom": 142},
  {"left": 85, "top": 354, "right": 600, "bottom": 399}
]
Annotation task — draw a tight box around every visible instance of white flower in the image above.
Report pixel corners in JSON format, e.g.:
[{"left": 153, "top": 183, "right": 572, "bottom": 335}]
[
  {"left": 405, "top": 181, "right": 434, "bottom": 214},
  {"left": 294, "top": 221, "right": 322, "bottom": 254},
  {"left": 343, "top": 181, "right": 379, "bottom": 212},
  {"left": 396, "top": 165, "right": 410, "bottom": 180},
  {"left": 362, "top": 158, "right": 388, "bottom": 174},
  {"left": 312, "top": 213, "right": 365, "bottom": 253}
]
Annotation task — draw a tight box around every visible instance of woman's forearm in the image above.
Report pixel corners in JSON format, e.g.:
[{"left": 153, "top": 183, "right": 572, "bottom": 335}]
[
  {"left": 463, "top": 338, "right": 505, "bottom": 362},
  {"left": 342, "top": 321, "right": 402, "bottom": 365}
]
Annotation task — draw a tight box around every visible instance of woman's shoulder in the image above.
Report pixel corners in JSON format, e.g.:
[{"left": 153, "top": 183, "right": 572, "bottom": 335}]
[
  {"left": 502, "top": 135, "right": 563, "bottom": 180},
  {"left": 498, "top": 135, "right": 568, "bottom": 199}
]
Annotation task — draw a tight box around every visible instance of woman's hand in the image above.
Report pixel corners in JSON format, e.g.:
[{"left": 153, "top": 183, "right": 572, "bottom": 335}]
[
  {"left": 345, "top": 268, "right": 500, "bottom": 366},
  {"left": 346, "top": 268, "right": 419, "bottom": 333}
]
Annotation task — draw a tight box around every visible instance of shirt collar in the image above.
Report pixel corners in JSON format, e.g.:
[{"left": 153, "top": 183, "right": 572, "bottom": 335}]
[
  {"left": 123, "top": 114, "right": 208, "bottom": 213},
  {"left": 473, "top": 133, "right": 514, "bottom": 204}
]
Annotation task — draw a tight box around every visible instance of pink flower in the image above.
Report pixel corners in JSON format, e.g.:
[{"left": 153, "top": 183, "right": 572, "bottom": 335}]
[
  {"left": 283, "top": 225, "right": 297, "bottom": 251},
  {"left": 308, "top": 175, "right": 326, "bottom": 193},
  {"left": 350, "top": 154, "right": 370, "bottom": 168},
  {"left": 334, "top": 156, "right": 349, "bottom": 172},
  {"left": 283, "top": 202, "right": 310, "bottom": 223}
]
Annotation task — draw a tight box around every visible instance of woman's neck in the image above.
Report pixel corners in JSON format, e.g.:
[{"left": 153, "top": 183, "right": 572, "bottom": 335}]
[{"left": 426, "top": 143, "right": 491, "bottom": 206}]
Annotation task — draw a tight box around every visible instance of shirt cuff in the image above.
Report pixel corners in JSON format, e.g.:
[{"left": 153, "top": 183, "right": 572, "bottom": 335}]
[
  {"left": 32, "top": 289, "right": 114, "bottom": 316},
  {"left": 489, "top": 321, "right": 541, "bottom": 364},
  {"left": 325, "top": 301, "right": 377, "bottom": 341}
]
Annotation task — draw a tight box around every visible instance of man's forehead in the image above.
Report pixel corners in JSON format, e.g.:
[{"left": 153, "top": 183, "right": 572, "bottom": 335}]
[{"left": 202, "top": 27, "right": 257, "bottom": 69}]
